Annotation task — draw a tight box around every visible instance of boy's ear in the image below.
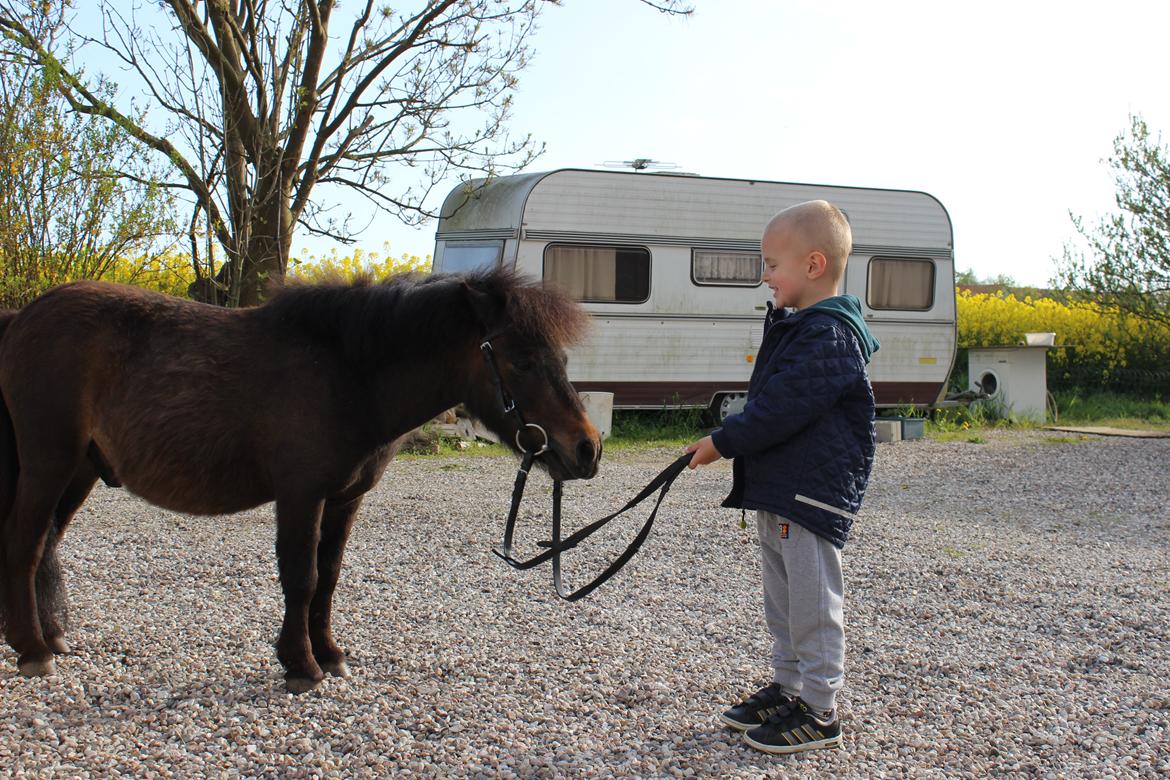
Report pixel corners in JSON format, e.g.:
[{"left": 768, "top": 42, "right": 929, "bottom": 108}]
[
  {"left": 462, "top": 280, "right": 506, "bottom": 334},
  {"left": 806, "top": 251, "right": 828, "bottom": 280}
]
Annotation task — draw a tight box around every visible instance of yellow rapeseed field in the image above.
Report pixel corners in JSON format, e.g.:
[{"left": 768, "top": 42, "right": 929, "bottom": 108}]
[
  {"left": 288, "top": 244, "right": 431, "bottom": 282},
  {"left": 95, "top": 244, "right": 432, "bottom": 297},
  {"left": 957, "top": 289, "right": 1170, "bottom": 388}
]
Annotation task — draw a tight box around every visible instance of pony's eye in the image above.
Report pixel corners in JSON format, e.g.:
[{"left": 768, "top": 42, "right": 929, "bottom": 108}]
[{"left": 512, "top": 357, "right": 534, "bottom": 372}]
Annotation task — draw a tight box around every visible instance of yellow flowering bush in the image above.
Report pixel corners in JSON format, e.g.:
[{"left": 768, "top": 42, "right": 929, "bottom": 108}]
[
  {"left": 289, "top": 243, "right": 431, "bottom": 283},
  {"left": 957, "top": 289, "right": 1170, "bottom": 392},
  {"left": 3, "top": 243, "right": 431, "bottom": 304},
  {"left": 103, "top": 249, "right": 197, "bottom": 297}
]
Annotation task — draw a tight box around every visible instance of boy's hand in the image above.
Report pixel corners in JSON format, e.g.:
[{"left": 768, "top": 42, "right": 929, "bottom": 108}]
[{"left": 685, "top": 435, "right": 723, "bottom": 469}]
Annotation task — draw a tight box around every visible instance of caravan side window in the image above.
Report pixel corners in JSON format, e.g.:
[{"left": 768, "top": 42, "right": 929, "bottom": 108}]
[
  {"left": 866, "top": 257, "right": 935, "bottom": 310},
  {"left": 442, "top": 241, "right": 503, "bottom": 273},
  {"left": 691, "top": 250, "right": 762, "bottom": 287},
  {"left": 543, "top": 244, "right": 650, "bottom": 303}
]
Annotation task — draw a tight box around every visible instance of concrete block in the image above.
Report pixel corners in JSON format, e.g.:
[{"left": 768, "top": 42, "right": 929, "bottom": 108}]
[{"left": 875, "top": 419, "right": 902, "bottom": 443}]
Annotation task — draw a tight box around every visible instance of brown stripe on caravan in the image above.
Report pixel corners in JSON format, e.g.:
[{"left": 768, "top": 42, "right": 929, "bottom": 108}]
[
  {"left": 572, "top": 381, "right": 739, "bottom": 408},
  {"left": 872, "top": 381, "right": 945, "bottom": 406}
]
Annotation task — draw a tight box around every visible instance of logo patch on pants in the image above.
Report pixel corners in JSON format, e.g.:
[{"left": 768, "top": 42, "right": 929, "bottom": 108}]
[{"left": 779, "top": 523, "right": 789, "bottom": 539}]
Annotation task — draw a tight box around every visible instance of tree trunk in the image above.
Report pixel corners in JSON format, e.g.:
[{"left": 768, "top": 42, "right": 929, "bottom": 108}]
[
  {"left": 239, "top": 190, "right": 293, "bottom": 307},
  {"left": 189, "top": 159, "right": 293, "bottom": 307}
]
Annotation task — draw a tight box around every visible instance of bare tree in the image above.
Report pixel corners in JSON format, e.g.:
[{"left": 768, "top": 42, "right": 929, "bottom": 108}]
[{"left": 0, "top": 0, "right": 691, "bottom": 306}]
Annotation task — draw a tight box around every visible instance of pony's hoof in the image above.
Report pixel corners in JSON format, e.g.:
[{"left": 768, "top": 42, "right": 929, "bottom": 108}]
[
  {"left": 18, "top": 656, "right": 57, "bottom": 677},
  {"left": 321, "top": 660, "right": 351, "bottom": 679},
  {"left": 47, "top": 636, "right": 70, "bottom": 655},
  {"left": 285, "top": 675, "right": 322, "bottom": 694}
]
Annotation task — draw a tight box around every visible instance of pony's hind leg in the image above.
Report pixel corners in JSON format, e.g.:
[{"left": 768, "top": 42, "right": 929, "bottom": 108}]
[
  {"left": 4, "top": 463, "right": 81, "bottom": 677},
  {"left": 309, "top": 496, "right": 363, "bottom": 678},
  {"left": 37, "top": 465, "right": 99, "bottom": 655},
  {"left": 274, "top": 492, "right": 327, "bottom": 693},
  {"left": 35, "top": 525, "right": 69, "bottom": 655}
]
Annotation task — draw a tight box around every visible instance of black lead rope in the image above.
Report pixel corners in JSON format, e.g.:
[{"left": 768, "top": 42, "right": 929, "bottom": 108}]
[
  {"left": 480, "top": 335, "right": 693, "bottom": 601},
  {"left": 492, "top": 451, "right": 694, "bottom": 601}
]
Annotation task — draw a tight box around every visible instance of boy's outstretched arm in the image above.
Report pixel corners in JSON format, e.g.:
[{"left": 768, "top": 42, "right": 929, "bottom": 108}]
[{"left": 685, "top": 435, "right": 723, "bottom": 469}]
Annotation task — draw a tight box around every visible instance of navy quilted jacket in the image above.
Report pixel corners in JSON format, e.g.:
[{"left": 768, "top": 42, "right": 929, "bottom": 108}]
[{"left": 710, "top": 298, "right": 877, "bottom": 548}]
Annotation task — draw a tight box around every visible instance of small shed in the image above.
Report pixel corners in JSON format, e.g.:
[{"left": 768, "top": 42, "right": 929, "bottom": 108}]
[{"left": 968, "top": 336, "right": 1053, "bottom": 421}]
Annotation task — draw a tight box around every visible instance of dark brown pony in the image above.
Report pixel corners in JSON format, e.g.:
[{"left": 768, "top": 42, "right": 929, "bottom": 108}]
[{"left": 0, "top": 269, "right": 600, "bottom": 691}]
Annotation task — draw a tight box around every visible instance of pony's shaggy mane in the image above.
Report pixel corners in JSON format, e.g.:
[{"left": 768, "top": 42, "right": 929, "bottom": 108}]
[{"left": 263, "top": 268, "right": 590, "bottom": 364}]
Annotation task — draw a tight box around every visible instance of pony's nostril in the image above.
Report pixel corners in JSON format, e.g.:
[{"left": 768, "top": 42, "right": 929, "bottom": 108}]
[{"left": 576, "top": 438, "right": 597, "bottom": 470}]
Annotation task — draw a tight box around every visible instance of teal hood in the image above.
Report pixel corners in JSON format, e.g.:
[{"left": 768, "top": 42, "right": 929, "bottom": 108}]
[{"left": 804, "top": 295, "right": 880, "bottom": 364}]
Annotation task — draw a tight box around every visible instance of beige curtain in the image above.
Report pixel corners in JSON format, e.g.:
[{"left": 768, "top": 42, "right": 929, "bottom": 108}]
[
  {"left": 545, "top": 247, "right": 618, "bottom": 300},
  {"left": 868, "top": 258, "right": 933, "bottom": 309},
  {"left": 693, "top": 252, "right": 761, "bottom": 284}
]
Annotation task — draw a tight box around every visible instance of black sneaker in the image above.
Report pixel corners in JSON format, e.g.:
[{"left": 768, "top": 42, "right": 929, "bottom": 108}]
[
  {"left": 719, "top": 683, "right": 797, "bottom": 731},
  {"left": 744, "top": 698, "right": 843, "bottom": 754}
]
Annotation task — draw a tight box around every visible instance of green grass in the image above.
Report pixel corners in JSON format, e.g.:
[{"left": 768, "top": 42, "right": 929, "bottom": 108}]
[
  {"left": 604, "top": 408, "right": 711, "bottom": 450},
  {"left": 404, "top": 390, "right": 1169, "bottom": 456},
  {"left": 931, "top": 432, "right": 986, "bottom": 444},
  {"left": 919, "top": 390, "right": 1170, "bottom": 438},
  {"left": 1039, "top": 435, "right": 1087, "bottom": 444},
  {"left": 1051, "top": 391, "right": 1170, "bottom": 430},
  {"left": 397, "top": 439, "right": 512, "bottom": 460}
]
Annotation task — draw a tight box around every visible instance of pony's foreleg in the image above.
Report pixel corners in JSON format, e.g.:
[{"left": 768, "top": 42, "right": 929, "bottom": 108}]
[
  {"left": 274, "top": 493, "right": 326, "bottom": 693},
  {"left": 309, "top": 496, "right": 362, "bottom": 678},
  {"left": 37, "top": 467, "right": 98, "bottom": 655}
]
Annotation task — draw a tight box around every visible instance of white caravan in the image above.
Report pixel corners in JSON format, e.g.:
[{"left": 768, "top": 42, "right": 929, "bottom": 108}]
[{"left": 432, "top": 169, "right": 955, "bottom": 418}]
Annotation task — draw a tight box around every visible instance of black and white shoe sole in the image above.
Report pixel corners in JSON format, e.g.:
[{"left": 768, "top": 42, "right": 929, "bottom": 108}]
[
  {"left": 743, "top": 731, "right": 843, "bottom": 754},
  {"left": 718, "top": 713, "right": 759, "bottom": 731}
]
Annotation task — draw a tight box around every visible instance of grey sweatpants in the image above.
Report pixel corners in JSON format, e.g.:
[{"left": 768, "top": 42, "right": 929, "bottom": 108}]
[{"left": 756, "top": 510, "right": 845, "bottom": 713}]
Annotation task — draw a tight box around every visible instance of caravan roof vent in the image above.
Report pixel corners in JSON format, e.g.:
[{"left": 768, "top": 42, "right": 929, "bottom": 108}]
[{"left": 600, "top": 158, "right": 679, "bottom": 172}]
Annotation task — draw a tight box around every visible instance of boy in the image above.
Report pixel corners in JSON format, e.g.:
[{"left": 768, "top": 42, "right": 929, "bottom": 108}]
[{"left": 686, "top": 200, "right": 878, "bottom": 754}]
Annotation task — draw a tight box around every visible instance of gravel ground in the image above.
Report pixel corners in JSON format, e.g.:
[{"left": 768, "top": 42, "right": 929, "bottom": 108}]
[{"left": 1, "top": 429, "right": 1168, "bottom": 778}]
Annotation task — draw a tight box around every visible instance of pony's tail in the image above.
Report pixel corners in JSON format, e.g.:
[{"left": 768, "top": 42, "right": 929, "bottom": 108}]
[{"left": 0, "top": 309, "right": 18, "bottom": 631}]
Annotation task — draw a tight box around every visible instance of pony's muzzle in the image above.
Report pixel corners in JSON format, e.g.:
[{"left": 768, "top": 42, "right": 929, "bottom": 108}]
[{"left": 575, "top": 436, "right": 601, "bottom": 479}]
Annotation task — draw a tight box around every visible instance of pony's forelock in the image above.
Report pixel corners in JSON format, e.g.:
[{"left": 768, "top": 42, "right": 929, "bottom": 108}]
[
  {"left": 505, "top": 282, "right": 591, "bottom": 350},
  {"left": 457, "top": 267, "right": 589, "bottom": 349}
]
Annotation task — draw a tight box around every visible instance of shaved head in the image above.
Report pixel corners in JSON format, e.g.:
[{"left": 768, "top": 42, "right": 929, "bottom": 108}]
[{"left": 764, "top": 200, "right": 852, "bottom": 282}]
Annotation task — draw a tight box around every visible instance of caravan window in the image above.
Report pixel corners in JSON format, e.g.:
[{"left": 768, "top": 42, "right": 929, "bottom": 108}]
[
  {"left": 442, "top": 242, "right": 502, "bottom": 273},
  {"left": 543, "top": 244, "right": 650, "bottom": 303},
  {"left": 691, "top": 250, "right": 762, "bottom": 286},
  {"left": 866, "top": 257, "right": 935, "bottom": 310}
]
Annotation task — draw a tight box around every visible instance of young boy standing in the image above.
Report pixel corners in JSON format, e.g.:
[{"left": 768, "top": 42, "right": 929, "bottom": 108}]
[{"left": 686, "top": 200, "right": 879, "bottom": 754}]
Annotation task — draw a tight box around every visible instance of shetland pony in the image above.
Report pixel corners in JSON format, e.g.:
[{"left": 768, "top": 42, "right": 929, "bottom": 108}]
[{"left": 0, "top": 270, "right": 600, "bottom": 691}]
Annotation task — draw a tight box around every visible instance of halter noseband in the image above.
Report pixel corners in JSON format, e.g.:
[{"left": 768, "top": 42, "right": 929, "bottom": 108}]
[{"left": 480, "top": 338, "right": 549, "bottom": 457}]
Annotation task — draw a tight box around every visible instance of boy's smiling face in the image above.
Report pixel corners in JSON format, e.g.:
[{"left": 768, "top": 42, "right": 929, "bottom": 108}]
[
  {"left": 760, "top": 201, "right": 850, "bottom": 310},
  {"left": 761, "top": 226, "right": 814, "bottom": 309}
]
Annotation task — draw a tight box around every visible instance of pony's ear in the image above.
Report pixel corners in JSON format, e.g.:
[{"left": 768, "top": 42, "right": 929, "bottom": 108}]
[{"left": 461, "top": 280, "right": 505, "bottom": 334}]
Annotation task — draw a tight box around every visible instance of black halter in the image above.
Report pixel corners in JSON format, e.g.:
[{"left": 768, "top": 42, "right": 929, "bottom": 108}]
[
  {"left": 480, "top": 339, "right": 550, "bottom": 456},
  {"left": 480, "top": 337, "right": 693, "bottom": 602}
]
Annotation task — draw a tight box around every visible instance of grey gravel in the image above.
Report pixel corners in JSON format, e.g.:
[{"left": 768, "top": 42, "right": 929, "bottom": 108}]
[{"left": 2, "top": 429, "right": 1168, "bottom": 778}]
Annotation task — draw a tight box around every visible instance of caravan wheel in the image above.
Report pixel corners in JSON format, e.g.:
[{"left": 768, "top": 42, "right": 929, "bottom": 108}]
[{"left": 711, "top": 393, "right": 748, "bottom": 423}]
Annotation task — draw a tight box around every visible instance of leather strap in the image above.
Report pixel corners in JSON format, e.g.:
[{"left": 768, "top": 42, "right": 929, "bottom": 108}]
[{"left": 493, "top": 451, "right": 694, "bottom": 601}]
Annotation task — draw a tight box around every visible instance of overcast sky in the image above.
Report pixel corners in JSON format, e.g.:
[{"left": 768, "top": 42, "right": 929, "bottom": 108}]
[{"left": 303, "top": 0, "right": 1168, "bottom": 287}]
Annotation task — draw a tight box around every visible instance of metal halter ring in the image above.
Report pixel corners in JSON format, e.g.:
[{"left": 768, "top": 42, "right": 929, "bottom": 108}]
[{"left": 516, "top": 423, "right": 550, "bottom": 455}]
